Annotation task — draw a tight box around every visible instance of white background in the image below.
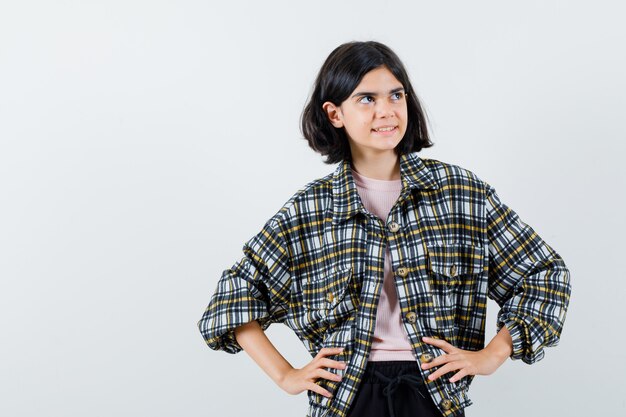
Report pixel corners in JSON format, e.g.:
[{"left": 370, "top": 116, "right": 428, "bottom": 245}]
[{"left": 1, "top": 1, "right": 624, "bottom": 416}]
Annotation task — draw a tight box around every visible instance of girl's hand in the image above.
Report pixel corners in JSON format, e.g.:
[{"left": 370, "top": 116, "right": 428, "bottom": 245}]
[
  {"left": 278, "top": 347, "right": 347, "bottom": 398},
  {"left": 420, "top": 336, "right": 508, "bottom": 383}
]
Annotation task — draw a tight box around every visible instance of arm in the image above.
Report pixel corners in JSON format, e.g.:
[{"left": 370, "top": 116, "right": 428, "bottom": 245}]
[
  {"left": 483, "top": 323, "right": 513, "bottom": 362},
  {"left": 485, "top": 182, "right": 571, "bottom": 364},
  {"left": 197, "top": 218, "right": 292, "bottom": 354},
  {"left": 198, "top": 218, "right": 347, "bottom": 399},
  {"left": 234, "top": 319, "right": 347, "bottom": 398},
  {"left": 421, "top": 182, "right": 571, "bottom": 381},
  {"left": 233, "top": 320, "right": 293, "bottom": 386}
]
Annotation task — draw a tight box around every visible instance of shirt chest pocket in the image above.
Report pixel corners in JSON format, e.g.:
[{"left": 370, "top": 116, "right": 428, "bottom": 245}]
[
  {"left": 426, "top": 242, "right": 485, "bottom": 329},
  {"left": 427, "top": 243, "right": 484, "bottom": 285},
  {"left": 302, "top": 266, "right": 358, "bottom": 327}
]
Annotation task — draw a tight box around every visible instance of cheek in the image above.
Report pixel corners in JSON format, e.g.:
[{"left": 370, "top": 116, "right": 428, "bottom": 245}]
[
  {"left": 399, "top": 112, "right": 409, "bottom": 130},
  {"left": 347, "top": 118, "right": 370, "bottom": 133}
]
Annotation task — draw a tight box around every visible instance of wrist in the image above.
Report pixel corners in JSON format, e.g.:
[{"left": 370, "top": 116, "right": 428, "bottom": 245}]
[
  {"left": 276, "top": 365, "right": 294, "bottom": 387},
  {"left": 484, "top": 341, "right": 511, "bottom": 362}
]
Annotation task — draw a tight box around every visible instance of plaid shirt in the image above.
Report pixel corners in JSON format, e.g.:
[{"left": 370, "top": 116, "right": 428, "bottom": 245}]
[{"left": 197, "top": 151, "right": 571, "bottom": 417}]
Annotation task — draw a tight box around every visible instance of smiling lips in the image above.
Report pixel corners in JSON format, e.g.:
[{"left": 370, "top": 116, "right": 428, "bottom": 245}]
[{"left": 372, "top": 126, "right": 398, "bottom": 134}]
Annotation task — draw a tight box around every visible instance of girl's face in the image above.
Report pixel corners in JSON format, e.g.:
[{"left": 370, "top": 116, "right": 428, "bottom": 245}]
[{"left": 323, "top": 66, "right": 408, "bottom": 159}]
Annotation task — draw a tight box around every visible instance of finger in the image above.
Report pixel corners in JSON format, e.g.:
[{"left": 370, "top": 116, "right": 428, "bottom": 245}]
[
  {"left": 422, "top": 336, "right": 455, "bottom": 352},
  {"left": 421, "top": 352, "right": 453, "bottom": 370},
  {"left": 449, "top": 369, "right": 468, "bottom": 383},
  {"left": 427, "top": 361, "right": 459, "bottom": 381},
  {"left": 308, "top": 383, "right": 333, "bottom": 398},
  {"left": 316, "top": 347, "right": 345, "bottom": 358},
  {"left": 317, "top": 368, "right": 343, "bottom": 382},
  {"left": 320, "top": 357, "right": 348, "bottom": 370}
]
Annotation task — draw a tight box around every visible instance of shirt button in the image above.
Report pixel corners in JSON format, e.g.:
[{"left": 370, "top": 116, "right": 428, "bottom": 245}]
[
  {"left": 449, "top": 264, "right": 457, "bottom": 277},
  {"left": 405, "top": 311, "right": 417, "bottom": 323},
  {"left": 388, "top": 221, "right": 401, "bottom": 233},
  {"left": 326, "top": 292, "right": 334, "bottom": 303},
  {"left": 396, "top": 267, "right": 409, "bottom": 277},
  {"left": 440, "top": 399, "right": 453, "bottom": 410},
  {"left": 419, "top": 352, "right": 434, "bottom": 363}
]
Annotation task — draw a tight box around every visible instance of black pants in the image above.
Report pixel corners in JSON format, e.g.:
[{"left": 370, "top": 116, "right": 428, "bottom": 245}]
[{"left": 345, "top": 360, "right": 464, "bottom": 417}]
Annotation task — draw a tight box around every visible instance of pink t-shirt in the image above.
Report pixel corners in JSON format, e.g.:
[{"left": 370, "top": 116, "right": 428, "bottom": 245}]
[{"left": 351, "top": 167, "right": 416, "bottom": 361}]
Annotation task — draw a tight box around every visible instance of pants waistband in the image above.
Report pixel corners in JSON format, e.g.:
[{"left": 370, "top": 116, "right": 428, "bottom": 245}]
[{"left": 361, "top": 360, "right": 421, "bottom": 383}]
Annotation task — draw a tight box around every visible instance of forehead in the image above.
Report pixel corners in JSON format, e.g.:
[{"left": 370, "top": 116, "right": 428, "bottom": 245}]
[{"left": 353, "top": 66, "right": 403, "bottom": 92}]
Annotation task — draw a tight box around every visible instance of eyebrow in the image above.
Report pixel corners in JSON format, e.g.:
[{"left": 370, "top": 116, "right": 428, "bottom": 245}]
[{"left": 351, "top": 87, "right": 405, "bottom": 98}]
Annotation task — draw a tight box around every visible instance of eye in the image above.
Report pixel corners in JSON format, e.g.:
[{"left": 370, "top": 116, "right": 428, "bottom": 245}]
[
  {"left": 358, "top": 95, "right": 374, "bottom": 104},
  {"left": 392, "top": 92, "right": 405, "bottom": 101}
]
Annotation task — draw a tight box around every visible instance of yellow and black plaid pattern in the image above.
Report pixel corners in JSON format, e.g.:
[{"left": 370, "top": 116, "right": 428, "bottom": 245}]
[{"left": 197, "top": 151, "right": 571, "bottom": 417}]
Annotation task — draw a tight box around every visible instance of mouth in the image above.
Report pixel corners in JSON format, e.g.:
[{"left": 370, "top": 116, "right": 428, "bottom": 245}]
[{"left": 371, "top": 126, "right": 398, "bottom": 135}]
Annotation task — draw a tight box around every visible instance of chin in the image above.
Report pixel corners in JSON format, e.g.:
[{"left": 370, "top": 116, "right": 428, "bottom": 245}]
[{"left": 372, "top": 137, "right": 403, "bottom": 148}]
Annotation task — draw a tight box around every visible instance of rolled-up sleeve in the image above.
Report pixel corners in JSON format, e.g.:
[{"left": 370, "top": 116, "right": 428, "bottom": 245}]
[
  {"left": 197, "top": 218, "right": 292, "bottom": 354},
  {"left": 485, "top": 182, "right": 571, "bottom": 365}
]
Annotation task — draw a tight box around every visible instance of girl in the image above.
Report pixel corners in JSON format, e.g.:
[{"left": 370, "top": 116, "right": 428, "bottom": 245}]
[{"left": 198, "top": 41, "right": 571, "bottom": 417}]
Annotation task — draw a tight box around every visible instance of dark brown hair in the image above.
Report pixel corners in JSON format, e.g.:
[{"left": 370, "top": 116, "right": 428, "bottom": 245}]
[{"left": 300, "top": 40, "right": 434, "bottom": 164}]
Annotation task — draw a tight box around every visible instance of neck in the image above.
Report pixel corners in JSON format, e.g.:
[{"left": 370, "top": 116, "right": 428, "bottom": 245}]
[{"left": 350, "top": 151, "right": 401, "bottom": 181}]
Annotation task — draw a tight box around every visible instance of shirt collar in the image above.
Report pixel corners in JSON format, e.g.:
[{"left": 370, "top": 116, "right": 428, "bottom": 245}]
[{"left": 331, "top": 151, "right": 439, "bottom": 225}]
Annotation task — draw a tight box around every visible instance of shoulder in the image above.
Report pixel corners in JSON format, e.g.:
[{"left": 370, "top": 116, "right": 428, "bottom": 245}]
[
  {"left": 421, "top": 157, "right": 490, "bottom": 191},
  {"left": 262, "top": 171, "right": 335, "bottom": 232}
]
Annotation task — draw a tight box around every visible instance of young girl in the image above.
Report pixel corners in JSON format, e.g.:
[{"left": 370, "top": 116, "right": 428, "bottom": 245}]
[{"left": 197, "top": 41, "right": 571, "bottom": 417}]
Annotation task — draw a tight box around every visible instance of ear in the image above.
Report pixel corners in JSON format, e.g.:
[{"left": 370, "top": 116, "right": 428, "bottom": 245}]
[{"left": 322, "top": 101, "right": 344, "bottom": 128}]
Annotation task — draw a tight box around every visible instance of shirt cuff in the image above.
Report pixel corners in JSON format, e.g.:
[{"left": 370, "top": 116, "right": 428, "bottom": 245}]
[
  {"left": 497, "top": 314, "right": 527, "bottom": 362},
  {"left": 205, "top": 312, "right": 274, "bottom": 354}
]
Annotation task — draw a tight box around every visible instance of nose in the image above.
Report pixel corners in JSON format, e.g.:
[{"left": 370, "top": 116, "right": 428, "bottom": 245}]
[{"left": 375, "top": 99, "right": 395, "bottom": 118}]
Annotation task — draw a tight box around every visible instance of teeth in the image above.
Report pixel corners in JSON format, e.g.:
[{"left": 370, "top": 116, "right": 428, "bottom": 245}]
[{"left": 375, "top": 126, "right": 396, "bottom": 132}]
